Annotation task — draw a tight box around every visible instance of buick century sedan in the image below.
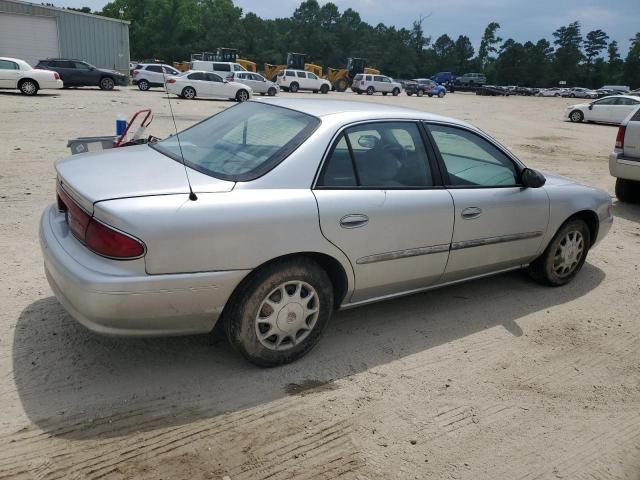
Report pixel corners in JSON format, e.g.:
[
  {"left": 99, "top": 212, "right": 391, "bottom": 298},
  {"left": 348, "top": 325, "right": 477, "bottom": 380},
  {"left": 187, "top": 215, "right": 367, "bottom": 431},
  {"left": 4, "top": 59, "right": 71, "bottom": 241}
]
[{"left": 40, "top": 99, "right": 612, "bottom": 366}]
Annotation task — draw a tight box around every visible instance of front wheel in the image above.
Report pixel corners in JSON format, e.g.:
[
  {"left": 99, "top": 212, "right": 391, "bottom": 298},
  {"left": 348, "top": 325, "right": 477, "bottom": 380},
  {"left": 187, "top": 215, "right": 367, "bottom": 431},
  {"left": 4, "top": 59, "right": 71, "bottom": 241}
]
[
  {"left": 438, "top": 91, "right": 445, "bottom": 98},
  {"left": 267, "top": 87, "right": 277, "bottom": 96},
  {"left": 392, "top": 88, "right": 400, "bottom": 96},
  {"left": 528, "top": 219, "right": 591, "bottom": 286},
  {"left": 224, "top": 258, "right": 334, "bottom": 366},
  {"left": 417, "top": 90, "right": 424, "bottom": 97},
  {"left": 320, "top": 84, "right": 329, "bottom": 94},
  {"left": 569, "top": 110, "right": 584, "bottom": 122},
  {"left": 236, "top": 89, "right": 249, "bottom": 102},
  {"left": 99, "top": 77, "right": 115, "bottom": 90},
  {"left": 137, "top": 79, "right": 150, "bottom": 91},
  {"left": 615, "top": 178, "right": 640, "bottom": 203}
]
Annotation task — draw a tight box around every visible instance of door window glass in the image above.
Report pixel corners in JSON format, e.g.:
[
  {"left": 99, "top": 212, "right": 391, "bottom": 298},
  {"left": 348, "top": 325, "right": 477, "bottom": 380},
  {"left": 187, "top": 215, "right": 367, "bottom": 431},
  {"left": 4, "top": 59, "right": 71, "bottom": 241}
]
[
  {"left": 307, "top": 73, "right": 318, "bottom": 80},
  {"left": 0, "top": 60, "right": 18, "bottom": 70},
  {"left": 428, "top": 124, "right": 518, "bottom": 187},
  {"left": 188, "top": 72, "right": 205, "bottom": 80},
  {"left": 73, "top": 62, "right": 91, "bottom": 70},
  {"left": 318, "top": 123, "right": 433, "bottom": 188},
  {"left": 147, "top": 65, "right": 163, "bottom": 73},
  {"left": 594, "top": 98, "right": 617, "bottom": 105},
  {"left": 206, "top": 73, "right": 223, "bottom": 82},
  {"left": 213, "top": 63, "right": 230, "bottom": 72},
  {"left": 615, "top": 97, "right": 640, "bottom": 106},
  {"left": 296, "top": 71, "right": 306, "bottom": 78}
]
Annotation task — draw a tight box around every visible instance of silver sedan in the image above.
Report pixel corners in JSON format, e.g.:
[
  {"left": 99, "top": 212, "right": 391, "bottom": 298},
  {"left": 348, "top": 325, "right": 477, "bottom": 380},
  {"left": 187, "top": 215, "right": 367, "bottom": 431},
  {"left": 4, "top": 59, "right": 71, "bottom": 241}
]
[{"left": 40, "top": 99, "right": 613, "bottom": 366}]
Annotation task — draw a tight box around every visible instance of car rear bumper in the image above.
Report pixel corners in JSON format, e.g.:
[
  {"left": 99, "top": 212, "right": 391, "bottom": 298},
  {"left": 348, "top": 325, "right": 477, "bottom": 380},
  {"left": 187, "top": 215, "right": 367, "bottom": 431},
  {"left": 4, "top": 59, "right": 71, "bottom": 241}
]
[
  {"left": 609, "top": 152, "right": 640, "bottom": 181},
  {"left": 115, "top": 77, "right": 129, "bottom": 86},
  {"left": 40, "top": 79, "right": 64, "bottom": 90},
  {"left": 39, "top": 205, "right": 248, "bottom": 337}
]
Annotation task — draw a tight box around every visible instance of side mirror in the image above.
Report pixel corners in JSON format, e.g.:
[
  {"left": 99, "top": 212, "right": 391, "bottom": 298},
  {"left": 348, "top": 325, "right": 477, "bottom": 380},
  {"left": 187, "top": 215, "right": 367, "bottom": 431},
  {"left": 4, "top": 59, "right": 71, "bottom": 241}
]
[
  {"left": 588, "top": 104, "right": 593, "bottom": 110},
  {"left": 521, "top": 168, "right": 546, "bottom": 188},
  {"left": 358, "top": 135, "right": 379, "bottom": 149}
]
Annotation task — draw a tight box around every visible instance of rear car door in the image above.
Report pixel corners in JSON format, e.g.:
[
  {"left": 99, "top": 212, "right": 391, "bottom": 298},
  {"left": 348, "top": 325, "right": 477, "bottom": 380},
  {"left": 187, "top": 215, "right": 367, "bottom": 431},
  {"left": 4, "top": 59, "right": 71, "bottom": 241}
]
[
  {"left": 611, "top": 97, "right": 640, "bottom": 124},
  {"left": 314, "top": 121, "right": 454, "bottom": 303},
  {"left": 0, "top": 59, "right": 20, "bottom": 88},
  {"left": 425, "top": 123, "right": 549, "bottom": 282}
]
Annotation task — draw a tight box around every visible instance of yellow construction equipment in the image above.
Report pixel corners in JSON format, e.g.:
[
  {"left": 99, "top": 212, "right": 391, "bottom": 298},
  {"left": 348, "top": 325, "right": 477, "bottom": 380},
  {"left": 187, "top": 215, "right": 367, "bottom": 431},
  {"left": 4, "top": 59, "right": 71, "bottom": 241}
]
[
  {"left": 264, "top": 53, "right": 322, "bottom": 82},
  {"left": 172, "top": 61, "right": 190, "bottom": 72},
  {"left": 326, "top": 58, "right": 380, "bottom": 92},
  {"left": 215, "top": 48, "right": 256, "bottom": 72}
]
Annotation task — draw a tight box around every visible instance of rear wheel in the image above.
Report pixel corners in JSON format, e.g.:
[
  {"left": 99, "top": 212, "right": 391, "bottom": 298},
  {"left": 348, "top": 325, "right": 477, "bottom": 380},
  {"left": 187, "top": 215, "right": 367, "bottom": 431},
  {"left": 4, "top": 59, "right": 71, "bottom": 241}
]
[
  {"left": 19, "top": 79, "right": 38, "bottom": 95},
  {"left": 182, "top": 86, "right": 196, "bottom": 99},
  {"left": 99, "top": 77, "right": 115, "bottom": 90},
  {"left": 382, "top": 92, "right": 388, "bottom": 96},
  {"left": 569, "top": 110, "right": 584, "bottom": 122},
  {"left": 137, "top": 79, "right": 150, "bottom": 91},
  {"left": 267, "top": 87, "right": 277, "bottom": 96},
  {"left": 407, "top": 92, "right": 413, "bottom": 96},
  {"left": 320, "top": 84, "right": 329, "bottom": 94},
  {"left": 236, "top": 89, "right": 249, "bottom": 102},
  {"left": 224, "top": 258, "right": 334, "bottom": 366},
  {"left": 366, "top": 86, "right": 374, "bottom": 95},
  {"left": 615, "top": 178, "right": 640, "bottom": 203},
  {"left": 289, "top": 82, "right": 299, "bottom": 93},
  {"left": 528, "top": 219, "right": 591, "bottom": 286},
  {"left": 335, "top": 77, "right": 348, "bottom": 92}
]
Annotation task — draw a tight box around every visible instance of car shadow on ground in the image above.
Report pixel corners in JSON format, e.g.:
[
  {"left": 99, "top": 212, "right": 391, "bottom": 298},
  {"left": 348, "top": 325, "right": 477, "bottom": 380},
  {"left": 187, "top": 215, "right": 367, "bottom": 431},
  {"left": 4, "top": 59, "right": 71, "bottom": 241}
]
[
  {"left": 0, "top": 92, "right": 60, "bottom": 97},
  {"left": 613, "top": 200, "right": 640, "bottom": 222},
  {"left": 12, "top": 265, "right": 605, "bottom": 440}
]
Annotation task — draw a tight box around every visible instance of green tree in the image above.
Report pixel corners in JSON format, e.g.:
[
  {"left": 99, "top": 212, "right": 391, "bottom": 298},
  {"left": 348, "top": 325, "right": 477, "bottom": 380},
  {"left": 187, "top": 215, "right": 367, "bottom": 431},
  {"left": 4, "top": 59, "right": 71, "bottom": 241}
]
[
  {"left": 607, "top": 40, "right": 623, "bottom": 83},
  {"left": 477, "top": 22, "right": 502, "bottom": 69},
  {"left": 552, "top": 21, "right": 583, "bottom": 85},
  {"left": 453, "top": 35, "right": 474, "bottom": 73},
  {"left": 623, "top": 33, "right": 640, "bottom": 88}
]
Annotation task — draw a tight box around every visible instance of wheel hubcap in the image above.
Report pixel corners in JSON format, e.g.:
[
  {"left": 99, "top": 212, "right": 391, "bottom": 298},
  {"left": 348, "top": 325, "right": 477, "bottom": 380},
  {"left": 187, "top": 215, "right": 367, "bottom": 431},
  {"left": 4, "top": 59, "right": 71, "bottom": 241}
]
[
  {"left": 255, "top": 281, "right": 319, "bottom": 351},
  {"left": 23, "top": 82, "right": 35, "bottom": 93},
  {"left": 552, "top": 230, "right": 584, "bottom": 277}
]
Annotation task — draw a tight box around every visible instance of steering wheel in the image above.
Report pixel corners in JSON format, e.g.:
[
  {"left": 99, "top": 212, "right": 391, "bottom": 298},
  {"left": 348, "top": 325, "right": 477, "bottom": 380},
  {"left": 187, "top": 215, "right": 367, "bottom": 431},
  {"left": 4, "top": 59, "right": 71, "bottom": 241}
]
[{"left": 382, "top": 143, "right": 407, "bottom": 165}]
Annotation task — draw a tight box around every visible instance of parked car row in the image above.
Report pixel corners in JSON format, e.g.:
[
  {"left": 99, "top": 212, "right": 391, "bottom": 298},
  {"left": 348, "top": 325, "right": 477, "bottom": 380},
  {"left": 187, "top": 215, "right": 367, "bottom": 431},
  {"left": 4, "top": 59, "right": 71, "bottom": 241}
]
[{"left": 566, "top": 95, "right": 640, "bottom": 125}]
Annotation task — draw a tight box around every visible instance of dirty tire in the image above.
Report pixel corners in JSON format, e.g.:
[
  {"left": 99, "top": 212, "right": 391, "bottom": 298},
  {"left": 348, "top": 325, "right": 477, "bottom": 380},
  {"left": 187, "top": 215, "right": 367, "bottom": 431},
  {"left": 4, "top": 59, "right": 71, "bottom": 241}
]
[
  {"left": 615, "top": 178, "right": 640, "bottom": 203},
  {"left": 320, "top": 84, "right": 329, "bottom": 94},
  {"left": 569, "top": 110, "right": 584, "bottom": 122},
  {"left": 335, "top": 77, "right": 348, "bottom": 92},
  {"left": 236, "top": 89, "right": 249, "bottom": 102},
  {"left": 137, "top": 79, "right": 150, "bottom": 91},
  {"left": 224, "top": 258, "right": 334, "bottom": 367},
  {"left": 99, "top": 77, "right": 115, "bottom": 90},
  {"left": 289, "top": 82, "right": 299, "bottom": 93},
  {"left": 182, "top": 86, "right": 196, "bottom": 99},
  {"left": 528, "top": 218, "right": 591, "bottom": 287},
  {"left": 417, "top": 89, "right": 424, "bottom": 97},
  {"left": 366, "top": 86, "right": 374, "bottom": 95},
  {"left": 392, "top": 88, "right": 400, "bottom": 96},
  {"left": 19, "top": 79, "right": 38, "bottom": 96}
]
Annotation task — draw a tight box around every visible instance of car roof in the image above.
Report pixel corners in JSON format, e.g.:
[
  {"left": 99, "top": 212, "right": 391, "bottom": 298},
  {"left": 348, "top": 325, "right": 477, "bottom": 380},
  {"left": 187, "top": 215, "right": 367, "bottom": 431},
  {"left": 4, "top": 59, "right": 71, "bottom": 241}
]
[
  {"left": 0, "top": 57, "right": 31, "bottom": 68},
  {"left": 253, "top": 98, "right": 467, "bottom": 125},
  {"left": 600, "top": 95, "right": 640, "bottom": 100}
]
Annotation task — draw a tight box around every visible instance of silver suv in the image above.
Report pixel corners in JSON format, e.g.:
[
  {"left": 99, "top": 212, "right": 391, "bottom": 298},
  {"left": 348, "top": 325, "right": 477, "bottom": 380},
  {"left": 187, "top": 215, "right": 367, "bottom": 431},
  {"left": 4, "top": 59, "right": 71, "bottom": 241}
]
[
  {"left": 233, "top": 71, "right": 278, "bottom": 96},
  {"left": 610, "top": 105, "right": 640, "bottom": 202},
  {"left": 352, "top": 74, "right": 401, "bottom": 96},
  {"left": 457, "top": 73, "right": 486, "bottom": 86}
]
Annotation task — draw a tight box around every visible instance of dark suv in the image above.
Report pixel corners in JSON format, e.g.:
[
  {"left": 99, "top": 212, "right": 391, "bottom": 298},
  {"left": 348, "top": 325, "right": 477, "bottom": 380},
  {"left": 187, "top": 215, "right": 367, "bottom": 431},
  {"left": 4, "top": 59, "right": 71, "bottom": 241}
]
[{"left": 35, "top": 59, "right": 128, "bottom": 90}]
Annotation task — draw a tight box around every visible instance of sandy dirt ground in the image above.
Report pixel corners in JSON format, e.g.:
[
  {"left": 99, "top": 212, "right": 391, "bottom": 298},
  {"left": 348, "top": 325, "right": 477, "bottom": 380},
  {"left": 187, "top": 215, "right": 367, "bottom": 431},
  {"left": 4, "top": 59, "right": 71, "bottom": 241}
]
[{"left": 0, "top": 87, "right": 639, "bottom": 480}]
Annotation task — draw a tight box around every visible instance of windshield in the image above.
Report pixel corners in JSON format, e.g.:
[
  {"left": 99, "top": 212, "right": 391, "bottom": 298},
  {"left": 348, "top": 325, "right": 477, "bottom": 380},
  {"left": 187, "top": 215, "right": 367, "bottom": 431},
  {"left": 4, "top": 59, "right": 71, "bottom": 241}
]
[{"left": 152, "top": 102, "right": 320, "bottom": 181}]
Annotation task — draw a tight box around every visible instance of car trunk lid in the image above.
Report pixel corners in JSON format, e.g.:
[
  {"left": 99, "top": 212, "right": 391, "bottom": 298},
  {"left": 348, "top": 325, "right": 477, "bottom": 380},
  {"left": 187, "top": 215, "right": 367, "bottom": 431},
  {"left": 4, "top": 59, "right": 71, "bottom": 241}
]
[
  {"left": 55, "top": 144, "right": 234, "bottom": 212},
  {"left": 623, "top": 108, "right": 640, "bottom": 160}
]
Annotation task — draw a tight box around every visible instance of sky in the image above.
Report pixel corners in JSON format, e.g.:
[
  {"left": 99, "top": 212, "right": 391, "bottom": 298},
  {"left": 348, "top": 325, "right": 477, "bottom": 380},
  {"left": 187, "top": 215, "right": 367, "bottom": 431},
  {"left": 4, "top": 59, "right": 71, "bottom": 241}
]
[{"left": 55, "top": 0, "right": 639, "bottom": 55}]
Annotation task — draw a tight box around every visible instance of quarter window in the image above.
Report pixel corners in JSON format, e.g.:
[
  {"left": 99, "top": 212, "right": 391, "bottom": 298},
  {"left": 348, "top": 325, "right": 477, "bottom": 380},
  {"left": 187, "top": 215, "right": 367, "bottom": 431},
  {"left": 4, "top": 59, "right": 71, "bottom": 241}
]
[
  {"left": 427, "top": 124, "right": 518, "bottom": 187},
  {"left": 318, "top": 122, "right": 434, "bottom": 188},
  {"left": 616, "top": 97, "right": 640, "bottom": 106}
]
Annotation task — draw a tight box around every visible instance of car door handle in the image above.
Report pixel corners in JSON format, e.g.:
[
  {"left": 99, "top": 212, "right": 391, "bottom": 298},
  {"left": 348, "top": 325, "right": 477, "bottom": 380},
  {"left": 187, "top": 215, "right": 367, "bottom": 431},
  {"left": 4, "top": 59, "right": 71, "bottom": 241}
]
[
  {"left": 340, "top": 214, "right": 369, "bottom": 229},
  {"left": 461, "top": 207, "right": 482, "bottom": 219}
]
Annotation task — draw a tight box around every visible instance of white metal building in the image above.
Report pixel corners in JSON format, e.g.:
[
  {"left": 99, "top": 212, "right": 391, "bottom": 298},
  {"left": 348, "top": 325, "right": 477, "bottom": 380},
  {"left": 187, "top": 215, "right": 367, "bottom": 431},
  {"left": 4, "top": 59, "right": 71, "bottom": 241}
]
[{"left": 0, "top": 0, "right": 130, "bottom": 73}]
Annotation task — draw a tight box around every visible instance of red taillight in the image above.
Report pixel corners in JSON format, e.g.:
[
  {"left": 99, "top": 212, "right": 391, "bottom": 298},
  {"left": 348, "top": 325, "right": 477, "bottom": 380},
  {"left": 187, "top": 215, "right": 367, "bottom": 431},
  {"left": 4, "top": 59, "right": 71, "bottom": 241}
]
[
  {"left": 615, "top": 126, "right": 626, "bottom": 150},
  {"left": 360, "top": 80, "right": 364, "bottom": 85},
  {"left": 85, "top": 220, "right": 145, "bottom": 259},
  {"left": 133, "top": 69, "right": 139, "bottom": 76},
  {"left": 167, "top": 78, "right": 176, "bottom": 84},
  {"left": 56, "top": 184, "right": 144, "bottom": 259},
  {"left": 53, "top": 72, "right": 60, "bottom": 80},
  {"left": 282, "top": 76, "right": 286, "bottom": 82}
]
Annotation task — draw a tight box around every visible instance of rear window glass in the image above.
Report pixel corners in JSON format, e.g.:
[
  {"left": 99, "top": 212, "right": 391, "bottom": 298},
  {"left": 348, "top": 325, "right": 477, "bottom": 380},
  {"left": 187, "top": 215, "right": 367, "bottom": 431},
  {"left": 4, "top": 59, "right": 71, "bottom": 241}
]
[
  {"left": 152, "top": 102, "right": 320, "bottom": 181},
  {"left": 213, "top": 63, "right": 230, "bottom": 71}
]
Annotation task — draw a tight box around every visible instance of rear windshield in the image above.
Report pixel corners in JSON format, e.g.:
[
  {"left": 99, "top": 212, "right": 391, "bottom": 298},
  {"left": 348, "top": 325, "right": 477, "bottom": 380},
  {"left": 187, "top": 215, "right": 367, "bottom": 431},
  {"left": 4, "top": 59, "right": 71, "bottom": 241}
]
[{"left": 152, "top": 102, "right": 320, "bottom": 181}]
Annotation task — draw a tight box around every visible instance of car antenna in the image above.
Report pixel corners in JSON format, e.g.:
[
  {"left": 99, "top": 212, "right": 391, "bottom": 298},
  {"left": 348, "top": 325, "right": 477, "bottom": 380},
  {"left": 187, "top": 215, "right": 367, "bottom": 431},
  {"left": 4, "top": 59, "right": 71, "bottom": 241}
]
[{"left": 162, "top": 67, "right": 197, "bottom": 201}]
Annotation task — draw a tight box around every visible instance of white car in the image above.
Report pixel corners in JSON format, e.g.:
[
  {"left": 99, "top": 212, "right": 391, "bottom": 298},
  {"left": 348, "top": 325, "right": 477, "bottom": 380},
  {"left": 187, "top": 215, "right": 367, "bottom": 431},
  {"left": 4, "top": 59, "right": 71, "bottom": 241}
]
[
  {"left": 566, "top": 95, "right": 640, "bottom": 125},
  {"left": 190, "top": 61, "right": 246, "bottom": 80},
  {"left": 537, "top": 87, "right": 566, "bottom": 97},
  {"left": 0, "top": 56, "right": 63, "bottom": 95},
  {"left": 132, "top": 63, "right": 181, "bottom": 91},
  {"left": 276, "top": 69, "right": 330, "bottom": 93},
  {"left": 233, "top": 71, "right": 278, "bottom": 96},
  {"left": 609, "top": 105, "right": 640, "bottom": 202},
  {"left": 352, "top": 74, "right": 402, "bottom": 96},
  {"left": 165, "top": 70, "right": 251, "bottom": 102}
]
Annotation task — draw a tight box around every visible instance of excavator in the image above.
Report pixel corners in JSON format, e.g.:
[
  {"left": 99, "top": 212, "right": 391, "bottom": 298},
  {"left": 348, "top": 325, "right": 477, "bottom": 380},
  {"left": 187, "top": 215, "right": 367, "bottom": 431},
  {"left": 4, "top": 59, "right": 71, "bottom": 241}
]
[
  {"left": 326, "top": 57, "right": 380, "bottom": 92},
  {"left": 173, "top": 48, "right": 257, "bottom": 73},
  {"left": 263, "top": 53, "right": 323, "bottom": 82}
]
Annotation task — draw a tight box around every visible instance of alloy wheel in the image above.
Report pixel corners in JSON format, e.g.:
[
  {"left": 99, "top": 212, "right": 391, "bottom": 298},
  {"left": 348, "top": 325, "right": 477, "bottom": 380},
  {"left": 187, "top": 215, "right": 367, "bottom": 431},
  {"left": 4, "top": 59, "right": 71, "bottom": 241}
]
[{"left": 552, "top": 230, "right": 585, "bottom": 278}]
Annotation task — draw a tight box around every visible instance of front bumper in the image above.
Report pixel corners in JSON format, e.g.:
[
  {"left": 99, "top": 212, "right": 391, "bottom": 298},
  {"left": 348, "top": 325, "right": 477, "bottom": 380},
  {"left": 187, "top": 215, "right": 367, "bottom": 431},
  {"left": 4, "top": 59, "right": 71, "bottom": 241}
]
[
  {"left": 115, "top": 76, "right": 129, "bottom": 87},
  {"left": 39, "top": 205, "right": 248, "bottom": 336},
  {"left": 609, "top": 151, "right": 640, "bottom": 182}
]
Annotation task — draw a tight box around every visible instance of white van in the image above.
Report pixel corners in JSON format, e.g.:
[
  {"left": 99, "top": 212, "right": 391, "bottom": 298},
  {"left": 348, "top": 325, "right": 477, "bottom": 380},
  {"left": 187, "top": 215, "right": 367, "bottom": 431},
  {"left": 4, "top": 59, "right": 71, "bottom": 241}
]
[{"left": 190, "top": 61, "right": 246, "bottom": 80}]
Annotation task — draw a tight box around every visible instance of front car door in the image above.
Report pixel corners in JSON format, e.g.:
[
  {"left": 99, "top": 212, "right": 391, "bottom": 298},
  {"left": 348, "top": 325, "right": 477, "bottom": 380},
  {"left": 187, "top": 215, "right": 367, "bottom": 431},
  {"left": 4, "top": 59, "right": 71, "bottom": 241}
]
[
  {"left": 586, "top": 97, "right": 617, "bottom": 122},
  {"left": 73, "top": 61, "right": 97, "bottom": 86},
  {"left": 205, "top": 73, "right": 228, "bottom": 97},
  {"left": 425, "top": 123, "right": 549, "bottom": 282},
  {"left": 314, "top": 121, "right": 454, "bottom": 304},
  {"left": 0, "top": 59, "right": 20, "bottom": 88},
  {"left": 295, "top": 71, "right": 308, "bottom": 89}
]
